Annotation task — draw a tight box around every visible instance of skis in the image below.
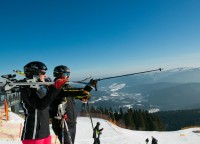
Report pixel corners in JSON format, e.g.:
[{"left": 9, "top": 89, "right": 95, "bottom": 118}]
[
  {"left": 0, "top": 70, "right": 87, "bottom": 92},
  {"left": 13, "top": 70, "right": 25, "bottom": 76},
  {"left": 0, "top": 74, "right": 65, "bottom": 92},
  {"left": 0, "top": 78, "right": 53, "bottom": 91},
  {"left": 0, "top": 76, "right": 88, "bottom": 92}
]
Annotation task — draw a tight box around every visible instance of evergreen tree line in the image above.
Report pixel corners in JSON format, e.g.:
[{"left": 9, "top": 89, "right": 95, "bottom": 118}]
[
  {"left": 155, "top": 109, "right": 200, "bottom": 131},
  {"left": 86, "top": 106, "right": 165, "bottom": 131}
]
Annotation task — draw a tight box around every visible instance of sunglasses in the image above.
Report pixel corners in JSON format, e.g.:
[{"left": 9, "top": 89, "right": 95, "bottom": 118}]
[{"left": 39, "top": 71, "right": 46, "bottom": 75}]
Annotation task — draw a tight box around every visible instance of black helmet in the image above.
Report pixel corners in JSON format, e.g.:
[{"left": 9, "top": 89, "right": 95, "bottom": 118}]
[
  {"left": 53, "top": 65, "right": 70, "bottom": 78},
  {"left": 24, "top": 61, "right": 47, "bottom": 79},
  {"left": 97, "top": 122, "right": 100, "bottom": 125}
]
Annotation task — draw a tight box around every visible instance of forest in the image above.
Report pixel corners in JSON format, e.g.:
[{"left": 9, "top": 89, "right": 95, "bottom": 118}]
[{"left": 83, "top": 106, "right": 200, "bottom": 131}]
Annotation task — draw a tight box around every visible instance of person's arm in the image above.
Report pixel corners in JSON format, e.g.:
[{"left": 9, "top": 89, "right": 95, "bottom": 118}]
[
  {"left": 35, "top": 85, "right": 60, "bottom": 109},
  {"left": 34, "top": 78, "right": 67, "bottom": 109},
  {"left": 20, "top": 86, "right": 32, "bottom": 106},
  {"left": 20, "top": 78, "right": 66, "bottom": 110},
  {"left": 62, "top": 86, "right": 91, "bottom": 101},
  {"left": 21, "top": 85, "right": 59, "bottom": 110},
  {"left": 99, "top": 128, "right": 103, "bottom": 131}
]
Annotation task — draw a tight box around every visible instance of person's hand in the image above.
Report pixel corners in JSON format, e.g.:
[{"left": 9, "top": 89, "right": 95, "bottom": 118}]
[
  {"left": 76, "top": 90, "right": 91, "bottom": 102},
  {"left": 53, "top": 78, "right": 67, "bottom": 90},
  {"left": 90, "top": 79, "right": 97, "bottom": 87},
  {"left": 83, "top": 90, "right": 91, "bottom": 100}
]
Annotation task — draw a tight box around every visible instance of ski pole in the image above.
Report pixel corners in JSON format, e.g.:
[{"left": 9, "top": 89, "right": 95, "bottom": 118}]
[
  {"left": 89, "top": 68, "right": 163, "bottom": 91},
  {"left": 86, "top": 101, "right": 94, "bottom": 129},
  {"left": 95, "top": 68, "right": 162, "bottom": 81}
]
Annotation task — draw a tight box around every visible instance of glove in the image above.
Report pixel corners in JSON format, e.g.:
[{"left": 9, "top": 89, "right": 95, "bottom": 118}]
[
  {"left": 89, "top": 79, "right": 98, "bottom": 91},
  {"left": 75, "top": 90, "right": 91, "bottom": 102},
  {"left": 90, "top": 79, "right": 97, "bottom": 87},
  {"left": 53, "top": 78, "right": 67, "bottom": 90},
  {"left": 82, "top": 90, "right": 91, "bottom": 102}
]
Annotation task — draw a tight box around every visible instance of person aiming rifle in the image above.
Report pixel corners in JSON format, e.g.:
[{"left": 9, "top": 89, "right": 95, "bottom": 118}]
[{"left": 49, "top": 65, "right": 91, "bottom": 144}]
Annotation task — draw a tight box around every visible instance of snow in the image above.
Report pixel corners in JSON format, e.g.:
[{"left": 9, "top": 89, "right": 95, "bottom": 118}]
[
  {"left": 109, "top": 83, "right": 126, "bottom": 92},
  {"left": 166, "top": 67, "right": 194, "bottom": 72},
  {"left": 148, "top": 108, "right": 160, "bottom": 113},
  {"left": 1, "top": 112, "right": 200, "bottom": 144}
]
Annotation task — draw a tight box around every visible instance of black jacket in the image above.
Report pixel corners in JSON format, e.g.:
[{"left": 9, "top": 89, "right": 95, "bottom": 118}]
[
  {"left": 49, "top": 84, "right": 86, "bottom": 126},
  {"left": 20, "top": 85, "right": 59, "bottom": 140},
  {"left": 152, "top": 137, "right": 158, "bottom": 144},
  {"left": 93, "top": 125, "right": 103, "bottom": 139}
]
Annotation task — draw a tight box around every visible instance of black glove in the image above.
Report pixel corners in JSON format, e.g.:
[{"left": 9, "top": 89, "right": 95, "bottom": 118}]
[
  {"left": 90, "top": 79, "right": 98, "bottom": 91},
  {"left": 90, "top": 79, "right": 97, "bottom": 87}
]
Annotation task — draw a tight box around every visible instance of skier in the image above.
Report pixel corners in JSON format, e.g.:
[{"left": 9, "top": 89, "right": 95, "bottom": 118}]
[
  {"left": 145, "top": 138, "right": 149, "bottom": 144},
  {"left": 93, "top": 122, "right": 104, "bottom": 144},
  {"left": 151, "top": 136, "right": 158, "bottom": 144},
  {"left": 20, "top": 61, "right": 66, "bottom": 144},
  {"left": 49, "top": 65, "right": 91, "bottom": 144}
]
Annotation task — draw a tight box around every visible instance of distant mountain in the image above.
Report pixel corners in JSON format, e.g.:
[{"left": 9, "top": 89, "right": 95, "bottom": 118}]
[
  {"left": 153, "top": 67, "right": 200, "bottom": 83},
  {"left": 77, "top": 67, "right": 200, "bottom": 112}
]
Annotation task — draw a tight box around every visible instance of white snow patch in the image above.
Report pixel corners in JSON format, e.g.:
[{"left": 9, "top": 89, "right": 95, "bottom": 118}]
[
  {"left": 148, "top": 108, "right": 160, "bottom": 113},
  {"left": 109, "top": 83, "right": 126, "bottom": 92}
]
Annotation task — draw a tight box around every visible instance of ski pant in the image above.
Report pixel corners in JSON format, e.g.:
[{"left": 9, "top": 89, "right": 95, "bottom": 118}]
[
  {"left": 22, "top": 135, "right": 51, "bottom": 144},
  {"left": 52, "top": 118, "right": 76, "bottom": 144}
]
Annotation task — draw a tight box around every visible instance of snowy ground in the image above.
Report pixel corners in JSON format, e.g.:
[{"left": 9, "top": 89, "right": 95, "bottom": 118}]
[{"left": 1, "top": 112, "right": 200, "bottom": 144}]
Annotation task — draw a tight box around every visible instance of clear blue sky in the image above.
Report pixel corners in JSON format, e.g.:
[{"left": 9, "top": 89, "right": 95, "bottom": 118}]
[{"left": 0, "top": 0, "right": 200, "bottom": 80}]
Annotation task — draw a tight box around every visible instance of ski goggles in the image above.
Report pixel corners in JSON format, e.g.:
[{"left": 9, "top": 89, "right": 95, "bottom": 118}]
[{"left": 65, "top": 72, "right": 70, "bottom": 76}]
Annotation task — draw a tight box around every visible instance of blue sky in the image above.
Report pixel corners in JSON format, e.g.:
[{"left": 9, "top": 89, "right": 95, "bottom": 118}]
[{"left": 0, "top": 0, "right": 200, "bottom": 80}]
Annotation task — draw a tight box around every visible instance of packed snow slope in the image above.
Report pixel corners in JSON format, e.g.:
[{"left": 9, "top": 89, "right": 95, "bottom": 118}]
[
  {"left": 1, "top": 112, "right": 200, "bottom": 144},
  {"left": 76, "top": 117, "right": 200, "bottom": 144}
]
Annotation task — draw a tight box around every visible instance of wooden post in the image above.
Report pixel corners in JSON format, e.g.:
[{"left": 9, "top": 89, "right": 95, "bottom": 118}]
[{"left": 4, "top": 99, "right": 9, "bottom": 121}]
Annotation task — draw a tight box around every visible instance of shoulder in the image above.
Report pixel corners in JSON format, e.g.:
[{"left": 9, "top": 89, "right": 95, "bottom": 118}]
[
  {"left": 66, "top": 84, "right": 72, "bottom": 88},
  {"left": 62, "top": 84, "right": 72, "bottom": 89}
]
